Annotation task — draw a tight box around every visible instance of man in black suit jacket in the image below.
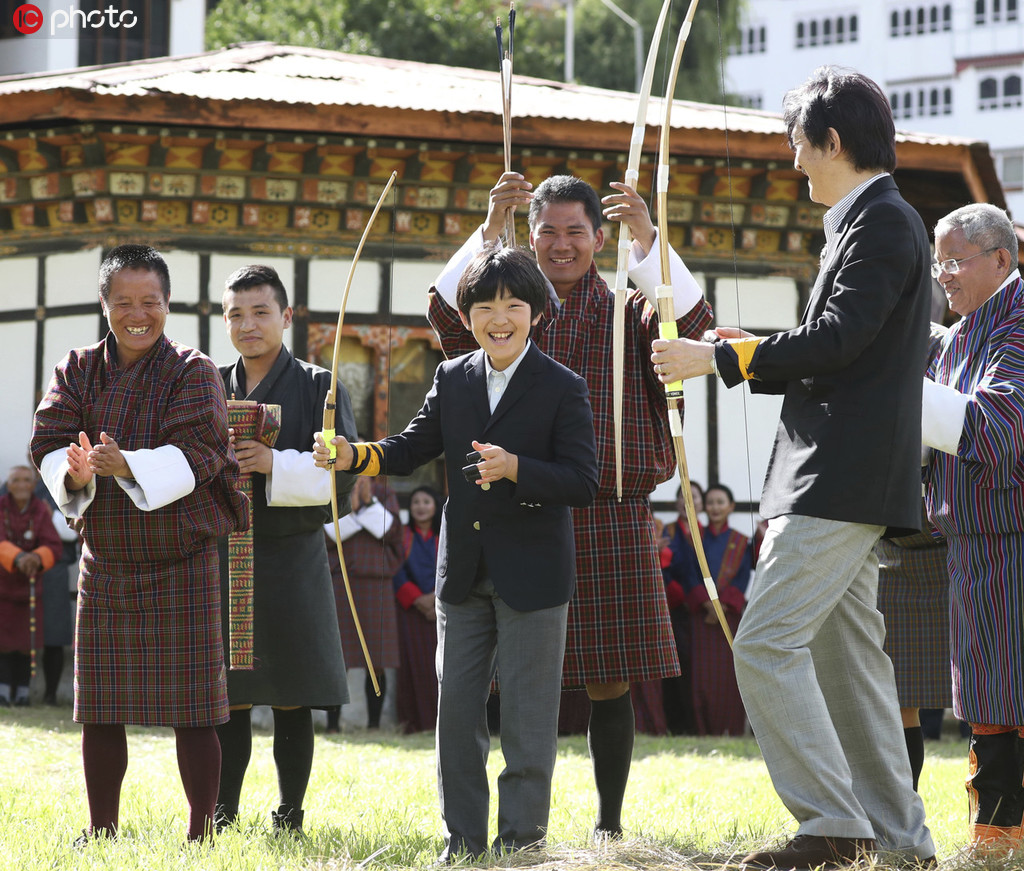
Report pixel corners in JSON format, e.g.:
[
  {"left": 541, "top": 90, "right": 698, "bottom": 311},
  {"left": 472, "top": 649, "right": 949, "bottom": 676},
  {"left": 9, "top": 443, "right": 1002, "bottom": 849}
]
[
  {"left": 652, "top": 67, "right": 936, "bottom": 869},
  {"left": 315, "top": 245, "right": 598, "bottom": 862}
]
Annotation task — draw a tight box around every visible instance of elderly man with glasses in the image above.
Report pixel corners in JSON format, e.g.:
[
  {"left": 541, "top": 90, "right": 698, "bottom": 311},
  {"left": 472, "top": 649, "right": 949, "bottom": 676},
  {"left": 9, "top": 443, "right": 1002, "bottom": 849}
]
[{"left": 922, "top": 202, "right": 1024, "bottom": 855}]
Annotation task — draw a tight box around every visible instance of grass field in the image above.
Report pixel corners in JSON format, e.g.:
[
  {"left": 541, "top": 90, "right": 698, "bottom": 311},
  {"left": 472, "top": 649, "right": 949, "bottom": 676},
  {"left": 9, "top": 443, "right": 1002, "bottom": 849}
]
[{"left": 0, "top": 705, "right": 1016, "bottom": 870}]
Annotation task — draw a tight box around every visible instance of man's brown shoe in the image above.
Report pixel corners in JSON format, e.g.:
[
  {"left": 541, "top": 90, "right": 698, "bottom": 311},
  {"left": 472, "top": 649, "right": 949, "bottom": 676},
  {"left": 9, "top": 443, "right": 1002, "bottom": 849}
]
[{"left": 742, "top": 834, "right": 877, "bottom": 869}]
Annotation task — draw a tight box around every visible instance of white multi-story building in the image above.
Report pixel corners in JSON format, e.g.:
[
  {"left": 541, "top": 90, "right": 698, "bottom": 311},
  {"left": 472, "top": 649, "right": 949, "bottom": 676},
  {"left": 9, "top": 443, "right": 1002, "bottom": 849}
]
[
  {"left": 0, "top": 0, "right": 206, "bottom": 76},
  {"left": 726, "top": 0, "right": 1023, "bottom": 217}
]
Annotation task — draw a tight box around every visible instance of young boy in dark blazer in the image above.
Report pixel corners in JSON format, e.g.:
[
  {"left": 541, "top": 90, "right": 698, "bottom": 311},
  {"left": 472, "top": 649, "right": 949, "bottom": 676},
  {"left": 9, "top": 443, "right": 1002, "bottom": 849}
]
[{"left": 314, "top": 245, "right": 598, "bottom": 861}]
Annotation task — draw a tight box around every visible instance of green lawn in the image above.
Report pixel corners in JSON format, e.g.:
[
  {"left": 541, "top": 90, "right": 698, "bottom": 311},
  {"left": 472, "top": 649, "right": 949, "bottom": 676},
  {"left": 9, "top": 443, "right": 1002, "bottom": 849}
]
[{"left": 0, "top": 706, "right": 1009, "bottom": 870}]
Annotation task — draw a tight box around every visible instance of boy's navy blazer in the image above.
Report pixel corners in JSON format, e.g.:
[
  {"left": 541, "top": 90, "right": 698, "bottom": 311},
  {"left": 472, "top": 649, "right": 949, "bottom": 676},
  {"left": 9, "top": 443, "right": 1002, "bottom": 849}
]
[{"left": 374, "top": 341, "right": 598, "bottom": 611}]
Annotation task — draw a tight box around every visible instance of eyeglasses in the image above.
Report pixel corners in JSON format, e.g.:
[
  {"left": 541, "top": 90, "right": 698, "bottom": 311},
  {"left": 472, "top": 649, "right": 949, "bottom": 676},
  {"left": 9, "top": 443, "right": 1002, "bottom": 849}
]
[{"left": 930, "top": 247, "right": 998, "bottom": 279}]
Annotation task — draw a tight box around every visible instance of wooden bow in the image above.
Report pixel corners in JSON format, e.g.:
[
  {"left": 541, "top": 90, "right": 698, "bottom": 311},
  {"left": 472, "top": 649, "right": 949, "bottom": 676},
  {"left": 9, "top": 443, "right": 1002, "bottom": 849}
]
[
  {"left": 611, "top": 0, "right": 674, "bottom": 501},
  {"left": 654, "top": 0, "right": 733, "bottom": 647},
  {"left": 322, "top": 171, "right": 398, "bottom": 696},
  {"left": 496, "top": 1, "right": 516, "bottom": 244}
]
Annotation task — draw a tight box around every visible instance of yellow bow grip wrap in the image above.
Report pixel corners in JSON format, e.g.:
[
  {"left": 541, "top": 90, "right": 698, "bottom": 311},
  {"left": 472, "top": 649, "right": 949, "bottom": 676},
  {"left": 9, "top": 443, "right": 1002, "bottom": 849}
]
[
  {"left": 655, "top": 284, "right": 685, "bottom": 399},
  {"left": 323, "top": 428, "right": 336, "bottom": 464}
]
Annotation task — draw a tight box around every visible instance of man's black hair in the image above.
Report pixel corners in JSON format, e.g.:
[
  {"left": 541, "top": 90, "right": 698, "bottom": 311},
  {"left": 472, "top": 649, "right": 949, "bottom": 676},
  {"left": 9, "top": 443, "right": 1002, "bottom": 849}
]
[
  {"left": 527, "top": 175, "right": 603, "bottom": 233},
  {"left": 223, "top": 264, "right": 290, "bottom": 312},
  {"left": 783, "top": 66, "right": 897, "bottom": 174},
  {"left": 99, "top": 244, "right": 170, "bottom": 302}
]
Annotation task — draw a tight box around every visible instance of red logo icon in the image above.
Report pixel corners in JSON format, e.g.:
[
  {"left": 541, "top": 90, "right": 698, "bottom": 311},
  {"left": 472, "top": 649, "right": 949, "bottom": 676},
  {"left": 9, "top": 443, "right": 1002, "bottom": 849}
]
[{"left": 13, "top": 3, "right": 43, "bottom": 33}]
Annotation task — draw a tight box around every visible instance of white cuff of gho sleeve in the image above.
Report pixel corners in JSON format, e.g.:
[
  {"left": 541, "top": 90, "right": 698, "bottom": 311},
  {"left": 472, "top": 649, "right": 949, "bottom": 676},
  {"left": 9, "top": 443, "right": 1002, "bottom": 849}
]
[
  {"left": 40, "top": 449, "right": 95, "bottom": 518},
  {"left": 325, "top": 515, "right": 361, "bottom": 543},
  {"left": 119, "top": 445, "right": 196, "bottom": 511},
  {"left": 921, "top": 378, "right": 969, "bottom": 456},
  {"left": 433, "top": 226, "right": 488, "bottom": 308},
  {"left": 266, "top": 449, "right": 331, "bottom": 506}
]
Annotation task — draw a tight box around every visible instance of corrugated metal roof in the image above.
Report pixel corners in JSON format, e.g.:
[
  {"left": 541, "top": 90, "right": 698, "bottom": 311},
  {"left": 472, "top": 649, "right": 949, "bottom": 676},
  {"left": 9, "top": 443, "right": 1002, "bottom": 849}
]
[{"left": 0, "top": 42, "right": 790, "bottom": 135}]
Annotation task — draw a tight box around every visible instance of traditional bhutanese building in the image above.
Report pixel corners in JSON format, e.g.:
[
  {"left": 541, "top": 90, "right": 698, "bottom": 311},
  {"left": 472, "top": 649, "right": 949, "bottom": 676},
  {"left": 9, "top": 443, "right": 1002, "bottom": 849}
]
[{"left": 0, "top": 41, "right": 1006, "bottom": 513}]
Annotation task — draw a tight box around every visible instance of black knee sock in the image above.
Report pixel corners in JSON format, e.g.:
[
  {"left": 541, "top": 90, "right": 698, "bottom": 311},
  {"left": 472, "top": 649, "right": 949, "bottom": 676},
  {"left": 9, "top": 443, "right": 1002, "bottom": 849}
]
[
  {"left": 366, "top": 671, "right": 386, "bottom": 728},
  {"left": 82, "top": 723, "right": 128, "bottom": 836},
  {"left": 43, "top": 646, "right": 64, "bottom": 699},
  {"left": 325, "top": 705, "right": 340, "bottom": 731},
  {"left": 904, "top": 726, "right": 925, "bottom": 792},
  {"left": 215, "top": 708, "right": 252, "bottom": 819},
  {"left": 175, "top": 726, "right": 221, "bottom": 841},
  {"left": 587, "top": 691, "right": 634, "bottom": 836},
  {"left": 273, "top": 707, "right": 314, "bottom": 813}
]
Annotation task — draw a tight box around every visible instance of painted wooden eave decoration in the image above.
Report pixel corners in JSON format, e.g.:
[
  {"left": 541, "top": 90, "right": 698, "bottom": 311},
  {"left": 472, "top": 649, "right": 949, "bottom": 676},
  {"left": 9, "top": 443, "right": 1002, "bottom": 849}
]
[{"left": 0, "top": 41, "right": 1005, "bottom": 205}]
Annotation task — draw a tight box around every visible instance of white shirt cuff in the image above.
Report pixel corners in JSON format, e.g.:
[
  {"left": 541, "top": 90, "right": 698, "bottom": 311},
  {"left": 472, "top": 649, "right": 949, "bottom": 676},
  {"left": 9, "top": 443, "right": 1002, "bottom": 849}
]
[
  {"left": 433, "top": 226, "right": 488, "bottom": 307},
  {"left": 52, "top": 508, "right": 78, "bottom": 542},
  {"left": 627, "top": 229, "right": 703, "bottom": 314},
  {"left": 118, "top": 445, "right": 196, "bottom": 512},
  {"left": 266, "top": 449, "right": 331, "bottom": 506},
  {"left": 40, "top": 449, "right": 96, "bottom": 518},
  {"left": 325, "top": 515, "right": 361, "bottom": 542},
  {"left": 921, "top": 378, "right": 969, "bottom": 456},
  {"left": 353, "top": 500, "right": 393, "bottom": 539}
]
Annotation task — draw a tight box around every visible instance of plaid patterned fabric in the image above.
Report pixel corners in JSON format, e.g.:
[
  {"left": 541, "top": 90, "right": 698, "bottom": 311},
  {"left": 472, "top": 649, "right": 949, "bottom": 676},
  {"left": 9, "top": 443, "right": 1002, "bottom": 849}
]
[
  {"left": 31, "top": 335, "right": 249, "bottom": 726},
  {"left": 395, "top": 603, "right": 438, "bottom": 733},
  {"left": 328, "top": 483, "right": 406, "bottom": 669},
  {"left": 429, "top": 265, "right": 713, "bottom": 683},
  {"left": 225, "top": 400, "right": 281, "bottom": 670},
  {"left": 876, "top": 531, "right": 952, "bottom": 710}
]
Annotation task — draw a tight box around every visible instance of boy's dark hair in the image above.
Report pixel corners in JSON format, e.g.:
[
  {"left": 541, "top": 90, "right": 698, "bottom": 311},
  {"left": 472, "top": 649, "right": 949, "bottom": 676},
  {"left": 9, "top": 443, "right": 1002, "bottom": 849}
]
[
  {"left": 223, "top": 264, "right": 289, "bottom": 312},
  {"left": 705, "top": 482, "right": 736, "bottom": 504},
  {"left": 99, "top": 244, "right": 170, "bottom": 302},
  {"left": 455, "top": 244, "right": 548, "bottom": 320},
  {"left": 527, "top": 175, "right": 603, "bottom": 233},
  {"left": 783, "top": 66, "right": 896, "bottom": 174}
]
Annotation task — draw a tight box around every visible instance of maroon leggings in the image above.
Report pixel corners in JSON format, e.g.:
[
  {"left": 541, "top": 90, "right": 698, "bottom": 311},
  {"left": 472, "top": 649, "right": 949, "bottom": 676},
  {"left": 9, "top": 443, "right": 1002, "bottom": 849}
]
[{"left": 82, "top": 723, "right": 221, "bottom": 841}]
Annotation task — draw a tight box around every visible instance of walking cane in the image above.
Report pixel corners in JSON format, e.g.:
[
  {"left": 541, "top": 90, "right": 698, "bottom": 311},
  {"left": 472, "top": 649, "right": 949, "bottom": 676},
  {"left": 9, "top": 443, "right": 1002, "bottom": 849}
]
[{"left": 28, "top": 568, "right": 37, "bottom": 680}]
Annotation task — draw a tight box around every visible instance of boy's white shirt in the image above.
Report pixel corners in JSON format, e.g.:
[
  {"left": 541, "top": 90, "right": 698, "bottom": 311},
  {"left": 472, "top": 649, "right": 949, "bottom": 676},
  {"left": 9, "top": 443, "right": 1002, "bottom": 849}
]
[
  {"left": 433, "top": 225, "right": 703, "bottom": 314},
  {"left": 40, "top": 444, "right": 194, "bottom": 516}
]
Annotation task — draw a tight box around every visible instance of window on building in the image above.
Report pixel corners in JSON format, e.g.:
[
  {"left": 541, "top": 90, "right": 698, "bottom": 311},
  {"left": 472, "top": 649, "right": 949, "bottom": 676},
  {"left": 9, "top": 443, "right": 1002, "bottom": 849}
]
[
  {"left": 975, "top": 0, "right": 986, "bottom": 24},
  {"left": 836, "top": 16, "right": 845, "bottom": 42},
  {"left": 929, "top": 88, "right": 939, "bottom": 115},
  {"left": 823, "top": 18, "right": 832, "bottom": 44},
  {"left": 890, "top": 93, "right": 900, "bottom": 115},
  {"left": 1005, "top": 74, "right": 1022, "bottom": 107},
  {"left": 994, "top": 0, "right": 1002, "bottom": 20},
  {"left": 890, "top": 10, "right": 900, "bottom": 36},
  {"left": 77, "top": 0, "right": 170, "bottom": 66},
  {"left": 903, "top": 8, "right": 913, "bottom": 34},
  {"left": 809, "top": 20, "right": 818, "bottom": 46},
  {"left": 917, "top": 7, "right": 927, "bottom": 32},
  {"left": 943, "top": 86, "right": 953, "bottom": 113},
  {"left": 850, "top": 15, "right": 859, "bottom": 40},
  {"left": 904, "top": 90, "right": 914, "bottom": 118},
  {"left": 943, "top": 4, "right": 953, "bottom": 28},
  {"left": 1001, "top": 151, "right": 1024, "bottom": 187},
  {"left": 929, "top": 5, "right": 939, "bottom": 30},
  {"left": 759, "top": 26, "right": 767, "bottom": 51},
  {"left": 979, "top": 76, "right": 998, "bottom": 109},
  {"left": 1009, "top": 0, "right": 1018, "bottom": 21},
  {"left": 796, "top": 21, "right": 805, "bottom": 48}
]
